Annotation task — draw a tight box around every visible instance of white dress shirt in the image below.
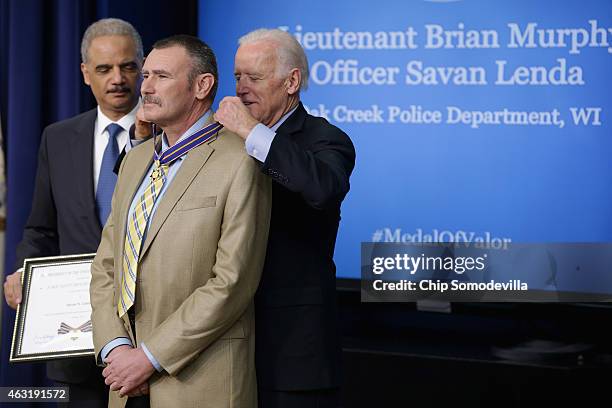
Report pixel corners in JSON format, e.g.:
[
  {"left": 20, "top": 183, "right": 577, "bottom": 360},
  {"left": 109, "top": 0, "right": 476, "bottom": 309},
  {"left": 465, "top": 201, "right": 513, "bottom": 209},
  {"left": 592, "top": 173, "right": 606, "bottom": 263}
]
[{"left": 93, "top": 102, "right": 139, "bottom": 191}]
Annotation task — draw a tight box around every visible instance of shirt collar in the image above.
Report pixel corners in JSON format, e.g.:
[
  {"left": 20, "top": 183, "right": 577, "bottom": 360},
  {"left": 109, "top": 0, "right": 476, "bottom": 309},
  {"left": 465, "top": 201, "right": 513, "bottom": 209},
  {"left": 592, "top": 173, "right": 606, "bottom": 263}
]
[
  {"left": 161, "top": 110, "right": 212, "bottom": 155},
  {"left": 96, "top": 101, "right": 140, "bottom": 135},
  {"left": 270, "top": 104, "right": 299, "bottom": 132}
]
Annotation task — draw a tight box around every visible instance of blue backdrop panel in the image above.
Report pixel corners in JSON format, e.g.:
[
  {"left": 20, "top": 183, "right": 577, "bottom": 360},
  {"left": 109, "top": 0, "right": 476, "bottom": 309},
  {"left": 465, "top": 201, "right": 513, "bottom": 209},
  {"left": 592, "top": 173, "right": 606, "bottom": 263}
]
[{"left": 200, "top": 1, "right": 612, "bottom": 289}]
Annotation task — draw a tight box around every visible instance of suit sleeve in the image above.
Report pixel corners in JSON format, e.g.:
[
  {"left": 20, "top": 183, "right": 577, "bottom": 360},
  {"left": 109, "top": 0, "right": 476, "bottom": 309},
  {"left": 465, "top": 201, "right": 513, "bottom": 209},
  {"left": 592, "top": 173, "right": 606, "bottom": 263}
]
[
  {"left": 261, "top": 121, "right": 356, "bottom": 210},
  {"left": 143, "top": 154, "right": 272, "bottom": 376},
  {"left": 14, "top": 129, "right": 59, "bottom": 269},
  {"left": 90, "top": 159, "right": 131, "bottom": 365}
]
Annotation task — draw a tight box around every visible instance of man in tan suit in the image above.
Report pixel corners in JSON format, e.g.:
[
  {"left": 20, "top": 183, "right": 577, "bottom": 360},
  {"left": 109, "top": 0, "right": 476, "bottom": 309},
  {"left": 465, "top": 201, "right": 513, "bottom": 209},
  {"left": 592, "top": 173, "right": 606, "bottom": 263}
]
[{"left": 89, "top": 34, "right": 271, "bottom": 408}]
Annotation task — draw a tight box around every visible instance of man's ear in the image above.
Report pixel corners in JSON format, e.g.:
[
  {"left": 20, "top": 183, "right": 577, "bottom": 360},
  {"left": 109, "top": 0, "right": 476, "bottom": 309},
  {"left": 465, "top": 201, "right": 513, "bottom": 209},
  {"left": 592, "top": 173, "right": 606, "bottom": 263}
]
[
  {"left": 285, "top": 68, "right": 301, "bottom": 95},
  {"left": 195, "top": 73, "right": 215, "bottom": 100},
  {"left": 81, "top": 63, "right": 91, "bottom": 86}
]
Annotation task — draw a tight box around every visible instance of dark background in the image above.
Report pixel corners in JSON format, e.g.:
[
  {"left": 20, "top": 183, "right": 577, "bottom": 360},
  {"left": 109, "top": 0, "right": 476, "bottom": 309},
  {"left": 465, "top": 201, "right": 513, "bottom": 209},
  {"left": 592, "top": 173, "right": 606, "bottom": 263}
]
[{"left": 1, "top": 1, "right": 612, "bottom": 407}]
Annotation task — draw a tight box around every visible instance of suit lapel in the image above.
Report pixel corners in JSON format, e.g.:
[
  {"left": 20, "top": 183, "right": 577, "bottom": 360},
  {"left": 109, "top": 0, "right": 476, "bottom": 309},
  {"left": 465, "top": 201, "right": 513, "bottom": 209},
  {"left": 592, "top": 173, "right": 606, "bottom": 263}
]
[
  {"left": 69, "top": 109, "right": 100, "bottom": 233},
  {"left": 139, "top": 142, "right": 215, "bottom": 259}
]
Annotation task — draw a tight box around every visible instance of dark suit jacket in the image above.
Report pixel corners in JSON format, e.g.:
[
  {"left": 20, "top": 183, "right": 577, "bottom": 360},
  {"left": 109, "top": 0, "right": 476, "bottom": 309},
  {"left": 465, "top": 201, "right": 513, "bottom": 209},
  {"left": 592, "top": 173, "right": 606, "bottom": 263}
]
[
  {"left": 15, "top": 108, "right": 110, "bottom": 384},
  {"left": 255, "top": 102, "right": 356, "bottom": 391}
]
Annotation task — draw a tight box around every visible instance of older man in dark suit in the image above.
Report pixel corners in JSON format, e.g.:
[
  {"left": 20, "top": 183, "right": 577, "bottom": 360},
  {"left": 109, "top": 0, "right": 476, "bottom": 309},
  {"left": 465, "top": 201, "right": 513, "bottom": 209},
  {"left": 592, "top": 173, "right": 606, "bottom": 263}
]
[
  {"left": 3, "top": 18, "right": 149, "bottom": 407},
  {"left": 216, "top": 28, "right": 356, "bottom": 408}
]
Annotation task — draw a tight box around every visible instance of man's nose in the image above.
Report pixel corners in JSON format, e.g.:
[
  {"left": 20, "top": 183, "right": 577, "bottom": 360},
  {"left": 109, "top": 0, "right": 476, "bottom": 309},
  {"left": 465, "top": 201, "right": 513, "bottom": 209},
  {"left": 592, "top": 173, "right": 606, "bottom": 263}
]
[
  {"left": 236, "top": 77, "right": 248, "bottom": 96},
  {"left": 111, "top": 66, "right": 125, "bottom": 84},
  {"left": 141, "top": 76, "right": 154, "bottom": 94}
]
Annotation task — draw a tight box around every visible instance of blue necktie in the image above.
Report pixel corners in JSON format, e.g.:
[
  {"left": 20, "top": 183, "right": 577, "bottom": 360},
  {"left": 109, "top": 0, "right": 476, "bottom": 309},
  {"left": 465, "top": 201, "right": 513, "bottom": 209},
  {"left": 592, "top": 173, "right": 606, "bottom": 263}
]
[{"left": 96, "top": 123, "right": 122, "bottom": 226}]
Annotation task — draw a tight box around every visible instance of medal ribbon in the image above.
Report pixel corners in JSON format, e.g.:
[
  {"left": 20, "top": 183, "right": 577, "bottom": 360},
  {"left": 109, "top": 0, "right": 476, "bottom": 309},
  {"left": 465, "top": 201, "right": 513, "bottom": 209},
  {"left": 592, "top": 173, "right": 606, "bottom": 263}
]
[{"left": 153, "top": 121, "right": 223, "bottom": 168}]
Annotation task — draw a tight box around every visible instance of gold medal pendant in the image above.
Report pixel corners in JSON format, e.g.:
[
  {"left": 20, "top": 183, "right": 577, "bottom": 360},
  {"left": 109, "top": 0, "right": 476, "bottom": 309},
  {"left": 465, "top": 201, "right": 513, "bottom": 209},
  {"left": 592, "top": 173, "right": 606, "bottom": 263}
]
[{"left": 150, "top": 160, "right": 162, "bottom": 181}]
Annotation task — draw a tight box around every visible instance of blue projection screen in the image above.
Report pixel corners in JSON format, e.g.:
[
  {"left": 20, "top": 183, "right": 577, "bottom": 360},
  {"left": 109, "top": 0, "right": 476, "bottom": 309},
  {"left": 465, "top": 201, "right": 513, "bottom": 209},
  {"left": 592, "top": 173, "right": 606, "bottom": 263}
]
[{"left": 199, "top": 0, "right": 612, "bottom": 282}]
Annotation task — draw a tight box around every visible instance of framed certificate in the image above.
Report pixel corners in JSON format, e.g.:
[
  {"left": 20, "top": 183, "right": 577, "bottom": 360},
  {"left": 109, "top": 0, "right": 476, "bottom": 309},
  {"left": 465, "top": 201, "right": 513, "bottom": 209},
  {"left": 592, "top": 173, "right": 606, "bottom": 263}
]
[{"left": 10, "top": 254, "right": 96, "bottom": 362}]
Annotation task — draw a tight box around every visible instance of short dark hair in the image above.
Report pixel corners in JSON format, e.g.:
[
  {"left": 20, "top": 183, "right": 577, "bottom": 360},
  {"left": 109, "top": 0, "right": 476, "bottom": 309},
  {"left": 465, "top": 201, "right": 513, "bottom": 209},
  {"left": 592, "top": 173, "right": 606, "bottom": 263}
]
[{"left": 152, "top": 35, "right": 218, "bottom": 102}]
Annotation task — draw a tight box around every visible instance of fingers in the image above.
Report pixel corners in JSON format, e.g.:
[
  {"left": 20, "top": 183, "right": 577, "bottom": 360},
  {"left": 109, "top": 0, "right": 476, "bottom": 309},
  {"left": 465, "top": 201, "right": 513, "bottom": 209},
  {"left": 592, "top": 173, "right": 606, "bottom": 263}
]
[
  {"left": 110, "top": 381, "right": 123, "bottom": 392},
  {"left": 105, "top": 344, "right": 131, "bottom": 364},
  {"left": 126, "top": 389, "right": 142, "bottom": 398},
  {"left": 219, "top": 96, "right": 241, "bottom": 106},
  {"left": 105, "top": 348, "right": 154, "bottom": 399},
  {"left": 103, "top": 366, "right": 119, "bottom": 387},
  {"left": 215, "top": 97, "right": 257, "bottom": 139},
  {"left": 104, "top": 368, "right": 127, "bottom": 393},
  {"left": 134, "top": 105, "right": 153, "bottom": 140},
  {"left": 103, "top": 345, "right": 133, "bottom": 387},
  {"left": 112, "top": 377, "right": 148, "bottom": 397},
  {"left": 214, "top": 99, "right": 232, "bottom": 124},
  {"left": 4, "top": 271, "right": 23, "bottom": 309},
  {"left": 126, "top": 382, "right": 149, "bottom": 397},
  {"left": 102, "top": 364, "right": 112, "bottom": 378},
  {"left": 118, "top": 382, "right": 138, "bottom": 398},
  {"left": 217, "top": 97, "right": 244, "bottom": 118},
  {"left": 136, "top": 105, "right": 146, "bottom": 122},
  {"left": 9, "top": 272, "right": 22, "bottom": 305},
  {"left": 140, "top": 383, "right": 149, "bottom": 395}
]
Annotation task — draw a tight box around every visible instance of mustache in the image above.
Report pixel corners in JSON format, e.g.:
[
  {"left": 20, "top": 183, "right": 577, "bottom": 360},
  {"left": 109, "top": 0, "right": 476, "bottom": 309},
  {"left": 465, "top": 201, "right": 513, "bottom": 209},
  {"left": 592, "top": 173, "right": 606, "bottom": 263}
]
[
  {"left": 143, "top": 95, "right": 161, "bottom": 105},
  {"left": 107, "top": 86, "right": 130, "bottom": 94}
]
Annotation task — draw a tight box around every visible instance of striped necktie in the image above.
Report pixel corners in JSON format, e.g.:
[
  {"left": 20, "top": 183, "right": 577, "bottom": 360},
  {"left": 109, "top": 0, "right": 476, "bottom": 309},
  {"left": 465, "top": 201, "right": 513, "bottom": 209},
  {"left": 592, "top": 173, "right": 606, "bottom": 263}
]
[
  {"left": 118, "top": 160, "right": 168, "bottom": 318},
  {"left": 117, "top": 121, "right": 223, "bottom": 318}
]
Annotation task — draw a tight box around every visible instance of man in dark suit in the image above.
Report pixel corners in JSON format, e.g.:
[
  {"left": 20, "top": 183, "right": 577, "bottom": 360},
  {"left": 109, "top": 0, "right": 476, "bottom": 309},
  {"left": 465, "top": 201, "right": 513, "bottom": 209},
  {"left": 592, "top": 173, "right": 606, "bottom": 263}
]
[
  {"left": 215, "top": 28, "right": 356, "bottom": 408},
  {"left": 3, "top": 18, "right": 148, "bottom": 407}
]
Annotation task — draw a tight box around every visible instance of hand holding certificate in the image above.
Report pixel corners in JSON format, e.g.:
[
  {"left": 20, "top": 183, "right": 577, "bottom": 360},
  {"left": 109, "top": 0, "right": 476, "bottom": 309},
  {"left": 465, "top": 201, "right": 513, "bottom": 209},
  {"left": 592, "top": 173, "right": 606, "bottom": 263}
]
[{"left": 10, "top": 254, "right": 96, "bottom": 362}]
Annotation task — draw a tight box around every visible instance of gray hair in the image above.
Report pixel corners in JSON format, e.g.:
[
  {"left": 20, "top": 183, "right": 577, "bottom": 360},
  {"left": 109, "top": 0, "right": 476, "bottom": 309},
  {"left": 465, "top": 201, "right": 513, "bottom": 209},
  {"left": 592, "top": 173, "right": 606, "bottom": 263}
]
[
  {"left": 239, "top": 28, "right": 309, "bottom": 91},
  {"left": 81, "top": 18, "right": 143, "bottom": 63}
]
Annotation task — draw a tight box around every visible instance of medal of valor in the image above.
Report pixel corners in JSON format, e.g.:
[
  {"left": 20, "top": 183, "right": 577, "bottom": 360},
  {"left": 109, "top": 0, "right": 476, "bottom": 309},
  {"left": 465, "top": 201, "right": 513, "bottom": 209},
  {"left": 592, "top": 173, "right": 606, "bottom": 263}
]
[{"left": 150, "top": 160, "right": 162, "bottom": 181}]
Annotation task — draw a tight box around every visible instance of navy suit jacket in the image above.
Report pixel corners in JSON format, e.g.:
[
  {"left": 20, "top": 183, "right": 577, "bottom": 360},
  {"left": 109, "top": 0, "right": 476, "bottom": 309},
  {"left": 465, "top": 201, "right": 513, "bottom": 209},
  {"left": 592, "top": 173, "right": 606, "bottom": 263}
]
[
  {"left": 16, "top": 108, "right": 107, "bottom": 383},
  {"left": 255, "top": 102, "right": 356, "bottom": 390}
]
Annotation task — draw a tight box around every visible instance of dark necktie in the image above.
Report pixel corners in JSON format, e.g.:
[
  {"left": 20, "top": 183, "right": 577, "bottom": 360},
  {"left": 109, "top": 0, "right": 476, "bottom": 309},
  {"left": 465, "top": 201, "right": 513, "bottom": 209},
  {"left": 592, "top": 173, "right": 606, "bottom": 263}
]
[{"left": 96, "top": 123, "right": 122, "bottom": 226}]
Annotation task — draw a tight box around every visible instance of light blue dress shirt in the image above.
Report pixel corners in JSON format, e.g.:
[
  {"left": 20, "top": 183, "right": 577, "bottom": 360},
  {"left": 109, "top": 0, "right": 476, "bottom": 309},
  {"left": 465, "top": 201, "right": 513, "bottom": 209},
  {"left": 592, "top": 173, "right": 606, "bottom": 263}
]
[
  {"left": 99, "top": 111, "right": 212, "bottom": 372},
  {"left": 244, "top": 105, "right": 298, "bottom": 162}
]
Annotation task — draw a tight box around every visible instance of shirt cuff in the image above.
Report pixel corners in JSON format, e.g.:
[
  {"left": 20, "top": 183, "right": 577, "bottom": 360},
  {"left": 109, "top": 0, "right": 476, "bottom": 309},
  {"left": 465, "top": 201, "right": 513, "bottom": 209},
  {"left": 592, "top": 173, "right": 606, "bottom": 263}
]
[
  {"left": 245, "top": 123, "right": 275, "bottom": 162},
  {"left": 141, "top": 342, "right": 163, "bottom": 372},
  {"left": 99, "top": 337, "right": 133, "bottom": 365}
]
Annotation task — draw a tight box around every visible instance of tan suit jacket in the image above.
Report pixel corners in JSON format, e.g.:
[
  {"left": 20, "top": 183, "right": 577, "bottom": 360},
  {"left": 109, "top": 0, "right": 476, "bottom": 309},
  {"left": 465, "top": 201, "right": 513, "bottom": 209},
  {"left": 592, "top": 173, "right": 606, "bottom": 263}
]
[{"left": 90, "top": 123, "right": 271, "bottom": 408}]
